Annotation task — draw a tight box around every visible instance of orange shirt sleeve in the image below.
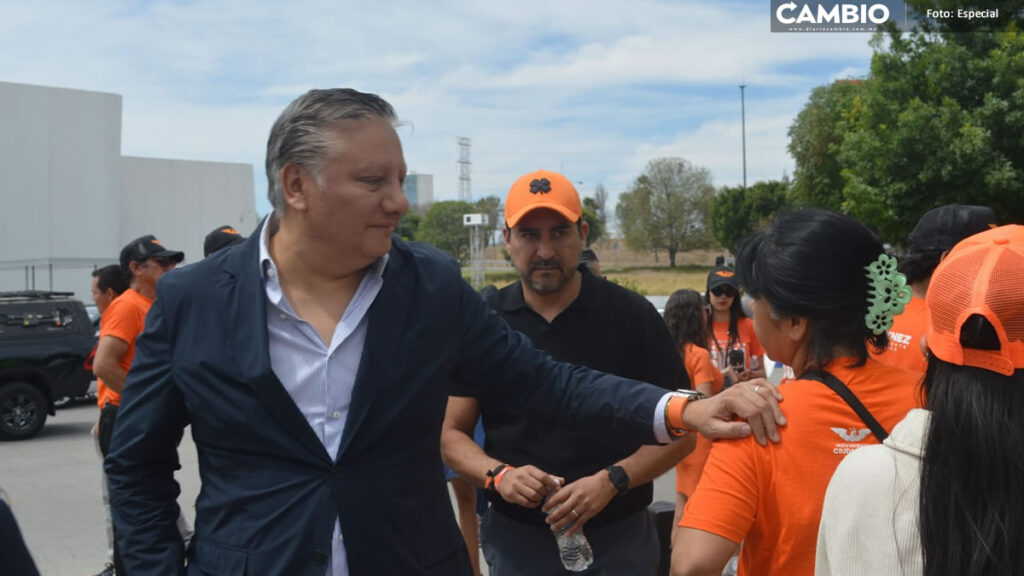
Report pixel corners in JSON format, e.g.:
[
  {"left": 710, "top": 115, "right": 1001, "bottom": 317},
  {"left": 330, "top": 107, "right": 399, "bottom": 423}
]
[
  {"left": 680, "top": 435, "right": 761, "bottom": 543},
  {"left": 99, "top": 297, "right": 141, "bottom": 346}
]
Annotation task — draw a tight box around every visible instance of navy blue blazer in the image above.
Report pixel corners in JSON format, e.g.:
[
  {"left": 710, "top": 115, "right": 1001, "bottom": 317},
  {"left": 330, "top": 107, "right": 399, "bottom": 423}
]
[{"left": 106, "top": 223, "right": 668, "bottom": 575}]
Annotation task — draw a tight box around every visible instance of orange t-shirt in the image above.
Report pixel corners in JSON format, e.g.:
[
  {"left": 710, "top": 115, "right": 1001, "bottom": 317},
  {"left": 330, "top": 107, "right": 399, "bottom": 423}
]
[
  {"left": 708, "top": 317, "right": 764, "bottom": 372},
  {"left": 675, "top": 343, "right": 726, "bottom": 496},
  {"left": 96, "top": 289, "right": 153, "bottom": 408},
  {"left": 870, "top": 296, "right": 928, "bottom": 374},
  {"left": 680, "top": 358, "right": 921, "bottom": 576}
]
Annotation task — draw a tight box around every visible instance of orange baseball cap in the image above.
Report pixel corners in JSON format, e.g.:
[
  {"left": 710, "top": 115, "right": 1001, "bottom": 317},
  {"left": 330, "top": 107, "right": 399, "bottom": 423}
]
[
  {"left": 926, "top": 225, "right": 1024, "bottom": 376},
  {"left": 504, "top": 170, "right": 582, "bottom": 228}
]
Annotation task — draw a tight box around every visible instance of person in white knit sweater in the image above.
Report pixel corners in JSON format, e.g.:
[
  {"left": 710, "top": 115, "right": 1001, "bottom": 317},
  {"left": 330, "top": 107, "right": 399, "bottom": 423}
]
[{"left": 817, "top": 224, "right": 1024, "bottom": 576}]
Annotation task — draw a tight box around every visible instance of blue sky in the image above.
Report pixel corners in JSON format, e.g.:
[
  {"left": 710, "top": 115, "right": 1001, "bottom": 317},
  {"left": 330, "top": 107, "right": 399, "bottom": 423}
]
[{"left": 1, "top": 0, "right": 876, "bottom": 220}]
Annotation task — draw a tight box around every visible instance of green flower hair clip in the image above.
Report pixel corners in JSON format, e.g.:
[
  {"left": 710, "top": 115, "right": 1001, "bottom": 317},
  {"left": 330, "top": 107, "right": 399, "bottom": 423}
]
[{"left": 864, "top": 253, "right": 912, "bottom": 335}]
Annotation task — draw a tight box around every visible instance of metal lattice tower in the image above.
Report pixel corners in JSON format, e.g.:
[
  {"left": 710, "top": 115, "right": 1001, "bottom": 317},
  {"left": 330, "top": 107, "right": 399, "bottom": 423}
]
[{"left": 457, "top": 136, "right": 472, "bottom": 202}]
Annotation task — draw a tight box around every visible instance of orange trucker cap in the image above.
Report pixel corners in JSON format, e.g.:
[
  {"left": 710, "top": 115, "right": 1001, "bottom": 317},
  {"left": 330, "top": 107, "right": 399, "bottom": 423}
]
[
  {"left": 926, "top": 225, "right": 1024, "bottom": 376},
  {"left": 504, "top": 170, "right": 582, "bottom": 228}
]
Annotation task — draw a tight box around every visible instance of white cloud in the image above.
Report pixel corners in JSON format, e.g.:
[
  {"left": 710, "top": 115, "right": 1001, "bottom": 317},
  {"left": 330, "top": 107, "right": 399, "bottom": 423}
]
[{"left": 0, "top": 0, "right": 878, "bottom": 218}]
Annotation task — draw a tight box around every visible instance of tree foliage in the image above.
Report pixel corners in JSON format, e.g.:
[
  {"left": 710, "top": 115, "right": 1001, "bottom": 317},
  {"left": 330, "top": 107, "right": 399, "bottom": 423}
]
[
  {"left": 710, "top": 180, "right": 792, "bottom": 254},
  {"left": 615, "top": 158, "right": 715, "bottom": 267},
  {"left": 839, "top": 29, "right": 1024, "bottom": 242},
  {"left": 396, "top": 212, "right": 421, "bottom": 241},
  {"left": 581, "top": 205, "right": 604, "bottom": 246},
  {"left": 585, "top": 184, "right": 609, "bottom": 228},
  {"left": 788, "top": 80, "right": 864, "bottom": 211},
  {"left": 417, "top": 201, "right": 476, "bottom": 264},
  {"left": 474, "top": 195, "right": 502, "bottom": 247},
  {"left": 788, "top": 25, "right": 1024, "bottom": 243}
]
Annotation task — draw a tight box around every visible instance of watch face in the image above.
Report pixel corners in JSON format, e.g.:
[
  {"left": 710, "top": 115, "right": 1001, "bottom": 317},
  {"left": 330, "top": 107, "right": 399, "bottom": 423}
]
[{"left": 608, "top": 466, "right": 629, "bottom": 493}]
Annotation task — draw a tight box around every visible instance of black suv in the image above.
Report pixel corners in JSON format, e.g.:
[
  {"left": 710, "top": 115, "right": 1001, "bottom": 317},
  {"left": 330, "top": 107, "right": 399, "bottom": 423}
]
[{"left": 0, "top": 291, "right": 95, "bottom": 440}]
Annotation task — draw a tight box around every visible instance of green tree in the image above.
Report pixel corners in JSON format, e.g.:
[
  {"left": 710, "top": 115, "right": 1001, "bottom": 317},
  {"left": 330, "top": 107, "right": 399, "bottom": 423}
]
[
  {"left": 615, "top": 158, "right": 715, "bottom": 267},
  {"left": 581, "top": 205, "right": 604, "bottom": 246},
  {"left": 584, "top": 183, "right": 609, "bottom": 228},
  {"left": 787, "top": 80, "right": 864, "bottom": 211},
  {"left": 417, "top": 200, "right": 476, "bottom": 264},
  {"left": 839, "top": 29, "right": 1024, "bottom": 242},
  {"left": 396, "top": 212, "right": 421, "bottom": 241},
  {"left": 474, "top": 195, "right": 502, "bottom": 247},
  {"left": 710, "top": 181, "right": 792, "bottom": 253}
]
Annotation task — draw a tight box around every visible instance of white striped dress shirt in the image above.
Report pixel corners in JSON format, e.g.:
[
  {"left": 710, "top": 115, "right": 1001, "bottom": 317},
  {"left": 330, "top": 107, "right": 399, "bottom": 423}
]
[{"left": 259, "top": 222, "right": 386, "bottom": 576}]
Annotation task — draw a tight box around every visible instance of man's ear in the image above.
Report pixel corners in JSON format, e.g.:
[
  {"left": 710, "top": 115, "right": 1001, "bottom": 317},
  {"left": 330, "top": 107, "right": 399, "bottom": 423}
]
[
  {"left": 128, "top": 261, "right": 142, "bottom": 276},
  {"left": 280, "top": 164, "right": 314, "bottom": 212},
  {"left": 579, "top": 220, "right": 590, "bottom": 244},
  {"left": 502, "top": 226, "right": 512, "bottom": 247}
]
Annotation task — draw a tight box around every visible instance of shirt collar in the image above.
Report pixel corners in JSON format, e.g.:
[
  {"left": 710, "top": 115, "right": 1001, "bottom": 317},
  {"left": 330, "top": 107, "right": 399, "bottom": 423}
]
[{"left": 258, "top": 213, "right": 389, "bottom": 307}]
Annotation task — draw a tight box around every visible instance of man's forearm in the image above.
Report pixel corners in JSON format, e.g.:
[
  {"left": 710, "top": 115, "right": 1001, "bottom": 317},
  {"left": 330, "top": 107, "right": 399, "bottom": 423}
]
[
  {"left": 617, "top": 435, "right": 696, "bottom": 488},
  {"left": 440, "top": 427, "right": 502, "bottom": 488},
  {"left": 94, "top": 362, "right": 127, "bottom": 394}
]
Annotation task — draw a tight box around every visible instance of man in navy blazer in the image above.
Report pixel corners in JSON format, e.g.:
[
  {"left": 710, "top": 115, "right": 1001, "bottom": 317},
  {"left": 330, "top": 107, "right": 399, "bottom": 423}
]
[{"left": 106, "top": 88, "right": 785, "bottom": 575}]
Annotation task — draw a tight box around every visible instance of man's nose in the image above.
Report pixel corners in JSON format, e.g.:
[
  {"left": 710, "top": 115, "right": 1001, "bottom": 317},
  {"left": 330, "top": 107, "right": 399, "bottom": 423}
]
[
  {"left": 536, "top": 237, "right": 557, "bottom": 259},
  {"left": 384, "top": 178, "right": 409, "bottom": 215}
]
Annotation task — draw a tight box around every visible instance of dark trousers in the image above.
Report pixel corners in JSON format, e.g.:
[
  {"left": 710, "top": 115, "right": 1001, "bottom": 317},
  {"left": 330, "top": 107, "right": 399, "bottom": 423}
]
[
  {"left": 480, "top": 506, "right": 660, "bottom": 576},
  {"left": 98, "top": 404, "right": 126, "bottom": 576}
]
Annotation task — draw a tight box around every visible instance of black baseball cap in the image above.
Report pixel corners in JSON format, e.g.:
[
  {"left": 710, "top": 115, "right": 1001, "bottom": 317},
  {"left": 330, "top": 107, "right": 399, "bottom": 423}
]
[
  {"left": 204, "top": 225, "right": 246, "bottom": 257},
  {"left": 707, "top": 265, "right": 739, "bottom": 291},
  {"left": 909, "top": 204, "right": 997, "bottom": 253},
  {"left": 119, "top": 235, "right": 185, "bottom": 272}
]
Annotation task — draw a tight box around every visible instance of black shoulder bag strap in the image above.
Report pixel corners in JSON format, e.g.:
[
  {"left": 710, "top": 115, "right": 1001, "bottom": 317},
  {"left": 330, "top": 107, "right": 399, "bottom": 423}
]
[{"left": 803, "top": 369, "right": 889, "bottom": 442}]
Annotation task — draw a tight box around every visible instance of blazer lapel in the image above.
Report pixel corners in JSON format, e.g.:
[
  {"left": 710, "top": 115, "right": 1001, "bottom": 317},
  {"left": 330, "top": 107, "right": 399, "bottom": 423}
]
[
  {"left": 217, "top": 223, "right": 331, "bottom": 464},
  {"left": 336, "top": 244, "right": 414, "bottom": 460}
]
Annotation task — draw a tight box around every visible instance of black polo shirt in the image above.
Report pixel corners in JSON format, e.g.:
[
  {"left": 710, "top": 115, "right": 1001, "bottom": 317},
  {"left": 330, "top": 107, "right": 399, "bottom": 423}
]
[{"left": 459, "top": 266, "right": 689, "bottom": 528}]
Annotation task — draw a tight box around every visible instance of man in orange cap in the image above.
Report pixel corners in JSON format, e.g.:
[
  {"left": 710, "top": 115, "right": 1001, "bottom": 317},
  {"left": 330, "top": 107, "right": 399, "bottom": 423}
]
[{"left": 443, "top": 170, "right": 695, "bottom": 575}]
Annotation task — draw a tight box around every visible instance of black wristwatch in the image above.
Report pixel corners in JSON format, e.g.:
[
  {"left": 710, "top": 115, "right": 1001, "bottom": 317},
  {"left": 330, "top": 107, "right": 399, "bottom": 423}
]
[{"left": 605, "top": 465, "right": 630, "bottom": 495}]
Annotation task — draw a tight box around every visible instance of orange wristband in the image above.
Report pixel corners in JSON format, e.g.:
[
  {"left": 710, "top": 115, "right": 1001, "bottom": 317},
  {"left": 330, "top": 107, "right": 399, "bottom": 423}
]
[
  {"left": 666, "top": 396, "right": 690, "bottom": 437},
  {"left": 493, "top": 465, "right": 514, "bottom": 491},
  {"left": 485, "top": 464, "right": 515, "bottom": 492}
]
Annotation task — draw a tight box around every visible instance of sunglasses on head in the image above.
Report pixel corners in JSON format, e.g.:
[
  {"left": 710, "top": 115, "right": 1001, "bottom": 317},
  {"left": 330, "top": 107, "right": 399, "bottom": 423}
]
[{"left": 711, "top": 285, "right": 737, "bottom": 298}]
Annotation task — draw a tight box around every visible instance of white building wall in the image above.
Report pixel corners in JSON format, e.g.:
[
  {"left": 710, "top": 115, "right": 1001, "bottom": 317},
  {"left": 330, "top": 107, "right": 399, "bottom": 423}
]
[
  {"left": 0, "top": 81, "right": 256, "bottom": 301},
  {"left": 0, "top": 81, "right": 122, "bottom": 263},
  {"left": 120, "top": 157, "right": 257, "bottom": 266}
]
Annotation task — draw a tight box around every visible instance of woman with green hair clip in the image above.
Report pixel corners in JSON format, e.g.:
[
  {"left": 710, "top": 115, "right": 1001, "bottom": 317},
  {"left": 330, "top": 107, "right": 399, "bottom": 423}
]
[{"left": 672, "top": 209, "right": 921, "bottom": 576}]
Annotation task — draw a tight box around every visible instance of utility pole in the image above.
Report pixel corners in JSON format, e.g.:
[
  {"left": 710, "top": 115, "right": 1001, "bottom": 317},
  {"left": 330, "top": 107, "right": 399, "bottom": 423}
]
[
  {"left": 457, "top": 137, "right": 472, "bottom": 202},
  {"left": 740, "top": 84, "right": 747, "bottom": 188}
]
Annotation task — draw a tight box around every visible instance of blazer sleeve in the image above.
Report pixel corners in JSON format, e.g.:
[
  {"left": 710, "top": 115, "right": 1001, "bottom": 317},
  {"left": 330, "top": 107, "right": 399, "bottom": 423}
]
[
  {"left": 105, "top": 287, "right": 189, "bottom": 576},
  {"left": 448, "top": 275, "right": 667, "bottom": 445}
]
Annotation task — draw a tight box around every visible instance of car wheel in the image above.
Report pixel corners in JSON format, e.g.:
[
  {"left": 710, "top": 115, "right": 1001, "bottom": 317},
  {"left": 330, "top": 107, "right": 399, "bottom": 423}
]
[{"left": 0, "top": 382, "right": 48, "bottom": 440}]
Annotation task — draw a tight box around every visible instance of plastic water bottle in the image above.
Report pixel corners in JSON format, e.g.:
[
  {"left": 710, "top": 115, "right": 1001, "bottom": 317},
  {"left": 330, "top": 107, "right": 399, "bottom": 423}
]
[{"left": 547, "top": 504, "right": 594, "bottom": 572}]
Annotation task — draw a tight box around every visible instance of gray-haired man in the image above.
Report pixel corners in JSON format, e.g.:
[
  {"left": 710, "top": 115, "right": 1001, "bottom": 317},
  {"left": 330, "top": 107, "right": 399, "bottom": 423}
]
[{"left": 106, "top": 88, "right": 785, "bottom": 576}]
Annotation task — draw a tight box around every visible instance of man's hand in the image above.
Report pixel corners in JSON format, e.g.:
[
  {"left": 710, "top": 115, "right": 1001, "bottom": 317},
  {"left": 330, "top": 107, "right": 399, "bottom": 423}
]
[
  {"left": 542, "top": 472, "right": 617, "bottom": 536},
  {"left": 496, "top": 465, "right": 561, "bottom": 508},
  {"left": 682, "top": 378, "right": 785, "bottom": 446}
]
